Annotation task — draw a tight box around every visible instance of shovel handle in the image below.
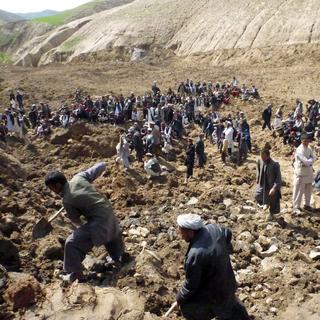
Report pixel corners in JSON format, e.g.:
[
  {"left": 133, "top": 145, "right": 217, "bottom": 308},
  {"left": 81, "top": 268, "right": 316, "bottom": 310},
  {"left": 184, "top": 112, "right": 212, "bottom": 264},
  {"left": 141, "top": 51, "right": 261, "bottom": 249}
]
[
  {"left": 48, "top": 207, "right": 64, "bottom": 223},
  {"left": 163, "top": 301, "right": 178, "bottom": 318}
]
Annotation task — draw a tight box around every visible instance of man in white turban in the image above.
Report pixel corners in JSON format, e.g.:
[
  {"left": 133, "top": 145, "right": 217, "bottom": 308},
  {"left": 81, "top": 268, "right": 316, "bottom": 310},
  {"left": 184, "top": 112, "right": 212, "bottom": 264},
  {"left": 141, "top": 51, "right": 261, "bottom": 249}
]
[{"left": 175, "top": 214, "right": 250, "bottom": 320}]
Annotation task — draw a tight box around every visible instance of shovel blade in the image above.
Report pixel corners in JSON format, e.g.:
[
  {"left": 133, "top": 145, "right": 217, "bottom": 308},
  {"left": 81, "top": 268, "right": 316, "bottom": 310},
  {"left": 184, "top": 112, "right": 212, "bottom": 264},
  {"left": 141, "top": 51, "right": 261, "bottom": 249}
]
[{"left": 32, "top": 217, "right": 53, "bottom": 239}]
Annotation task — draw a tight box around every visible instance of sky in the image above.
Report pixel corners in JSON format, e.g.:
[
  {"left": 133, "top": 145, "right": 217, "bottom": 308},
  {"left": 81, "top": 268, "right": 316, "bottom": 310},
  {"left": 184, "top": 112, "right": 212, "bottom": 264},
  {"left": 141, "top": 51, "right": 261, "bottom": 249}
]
[{"left": 0, "top": 0, "right": 91, "bottom": 13}]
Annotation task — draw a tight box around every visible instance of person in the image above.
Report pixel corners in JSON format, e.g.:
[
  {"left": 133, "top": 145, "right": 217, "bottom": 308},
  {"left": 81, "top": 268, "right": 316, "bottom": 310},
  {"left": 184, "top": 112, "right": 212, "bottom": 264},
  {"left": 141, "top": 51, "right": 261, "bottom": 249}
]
[
  {"left": 185, "top": 139, "right": 195, "bottom": 182},
  {"left": 144, "top": 153, "right": 161, "bottom": 178},
  {"left": 133, "top": 129, "right": 144, "bottom": 162},
  {"left": 44, "top": 162, "right": 124, "bottom": 282},
  {"left": 176, "top": 214, "right": 250, "bottom": 320},
  {"left": 223, "top": 121, "right": 234, "bottom": 155},
  {"left": 116, "top": 134, "right": 130, "bottom": 170},
  {"left": 255, "top": 148, "right": 282, "bottom": 220},
  {"left": 262, "top": 104, "right": 272, "bottom": 130},
  {"left": 0, "top": 120, "right": 8, "bottom": 142},
  {"left": 195, "top": 133, "right": 206, "bottom": 168},
  {"left": 293, "top": 133, "right": 316, "bottom": 214}
]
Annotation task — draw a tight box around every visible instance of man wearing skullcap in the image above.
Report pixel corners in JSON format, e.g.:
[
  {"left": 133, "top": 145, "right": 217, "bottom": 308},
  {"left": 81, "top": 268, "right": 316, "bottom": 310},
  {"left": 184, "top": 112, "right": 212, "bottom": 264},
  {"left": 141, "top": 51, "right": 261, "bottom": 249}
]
[
  {"left": 293, "top": 133, "right": 316, "bottom": 214},
  {"left": 176, "top": 214, "right": 250, "bottom": 320}
]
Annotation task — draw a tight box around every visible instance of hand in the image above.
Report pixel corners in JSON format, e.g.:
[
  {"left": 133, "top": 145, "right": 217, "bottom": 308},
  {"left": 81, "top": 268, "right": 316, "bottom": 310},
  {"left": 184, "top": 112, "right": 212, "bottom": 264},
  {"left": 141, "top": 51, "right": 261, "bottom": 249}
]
[{"left": 269, "top": 188, "right": 276, "bottom": 196}]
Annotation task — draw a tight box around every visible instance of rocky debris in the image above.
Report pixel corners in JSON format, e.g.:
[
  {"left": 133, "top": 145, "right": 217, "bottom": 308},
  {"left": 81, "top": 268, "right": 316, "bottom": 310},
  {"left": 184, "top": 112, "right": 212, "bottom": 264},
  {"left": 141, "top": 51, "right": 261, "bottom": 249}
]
[
  {"left": 129, "top": 227, "right": 150, "bottom": 238},
  {"left": 5, "top": 273, "right": 42, "bottom": 311}
]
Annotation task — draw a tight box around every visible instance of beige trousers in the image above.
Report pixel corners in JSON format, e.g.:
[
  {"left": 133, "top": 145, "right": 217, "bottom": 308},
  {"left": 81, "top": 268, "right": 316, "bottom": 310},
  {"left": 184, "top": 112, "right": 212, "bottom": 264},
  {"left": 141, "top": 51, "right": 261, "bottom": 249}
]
[{"left": 293, "top": 175, "right": 313, "bottom": 209}]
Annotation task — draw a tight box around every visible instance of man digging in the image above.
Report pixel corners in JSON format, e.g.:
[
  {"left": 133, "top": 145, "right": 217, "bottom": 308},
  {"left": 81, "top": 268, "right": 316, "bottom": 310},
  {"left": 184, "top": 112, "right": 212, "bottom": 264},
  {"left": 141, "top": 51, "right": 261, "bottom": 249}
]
[{"left": 44, "top": 162, "right": 125, "bottom": 282}]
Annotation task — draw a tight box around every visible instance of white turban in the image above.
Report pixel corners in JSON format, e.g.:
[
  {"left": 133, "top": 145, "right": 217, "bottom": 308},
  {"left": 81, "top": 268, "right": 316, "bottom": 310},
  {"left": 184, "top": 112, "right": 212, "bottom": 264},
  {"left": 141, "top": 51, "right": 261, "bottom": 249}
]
[{"left": 177, "top": 214, "right": 204, "bottom": 230}]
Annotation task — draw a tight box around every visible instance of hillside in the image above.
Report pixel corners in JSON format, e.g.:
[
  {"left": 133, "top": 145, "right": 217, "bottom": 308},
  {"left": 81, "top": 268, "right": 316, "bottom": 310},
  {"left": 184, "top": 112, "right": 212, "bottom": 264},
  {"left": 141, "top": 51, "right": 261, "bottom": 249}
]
[
  {"left": 16, "top": 10, "right": 58, "bottom": 20},
  {"left": 9, "top": 0, "right": 320, "bottom": 67},
  {"left": 0, "top": 9, "right": 23, "bottom": 25},
  {"left": 32, "top": 0, "right": 134, "bottom": 26}
]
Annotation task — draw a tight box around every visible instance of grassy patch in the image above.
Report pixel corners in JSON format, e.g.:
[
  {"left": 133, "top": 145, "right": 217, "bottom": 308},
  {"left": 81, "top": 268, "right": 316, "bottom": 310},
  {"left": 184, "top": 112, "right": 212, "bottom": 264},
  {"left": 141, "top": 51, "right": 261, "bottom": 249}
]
[
  {"left": 0, "top": 52, "right": 12, "bottom": 64},
  {"left": 60, "top": 36, "right": 82, "bottom": 51},
  {"left": 32, "top": 0, "right": 102, "bottom": 26}
]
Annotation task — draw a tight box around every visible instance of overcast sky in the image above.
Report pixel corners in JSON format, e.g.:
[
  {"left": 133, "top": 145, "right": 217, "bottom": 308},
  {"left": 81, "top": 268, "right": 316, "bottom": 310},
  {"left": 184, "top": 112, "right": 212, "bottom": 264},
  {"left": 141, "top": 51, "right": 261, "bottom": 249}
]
[{"left": 1, "top": 0, "right": 91, "bottom": 13}]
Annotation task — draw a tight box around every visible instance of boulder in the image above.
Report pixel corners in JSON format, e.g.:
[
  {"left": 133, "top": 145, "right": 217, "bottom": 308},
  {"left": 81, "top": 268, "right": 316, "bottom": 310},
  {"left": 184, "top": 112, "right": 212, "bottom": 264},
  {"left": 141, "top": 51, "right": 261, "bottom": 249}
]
[{"left": 5, "top": 273, "right": 42, "bottom": 311}]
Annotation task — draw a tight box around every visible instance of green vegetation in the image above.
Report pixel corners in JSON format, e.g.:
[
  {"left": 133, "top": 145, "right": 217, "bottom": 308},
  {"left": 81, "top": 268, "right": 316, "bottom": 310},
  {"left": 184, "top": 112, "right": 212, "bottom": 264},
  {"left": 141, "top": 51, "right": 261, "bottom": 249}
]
[
  {"left": 60, "top": 36, "right": 82, "bottom": 51},
  {"left": 0, "top": 52, "right": 12, "bottom": 64},
  {"left": 32, "top": 0, "right": 103, "bottom": 26}
]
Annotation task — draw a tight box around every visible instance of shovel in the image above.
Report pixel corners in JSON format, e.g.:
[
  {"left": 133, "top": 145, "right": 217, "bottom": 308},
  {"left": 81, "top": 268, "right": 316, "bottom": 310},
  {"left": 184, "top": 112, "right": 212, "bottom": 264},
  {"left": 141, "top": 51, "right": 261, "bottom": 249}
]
[
  {"left": 163, "top": 301, "right": 178, "bottom": 318},
  {"left": 32, "top": 207, "right": 64, "bottom": 239}
]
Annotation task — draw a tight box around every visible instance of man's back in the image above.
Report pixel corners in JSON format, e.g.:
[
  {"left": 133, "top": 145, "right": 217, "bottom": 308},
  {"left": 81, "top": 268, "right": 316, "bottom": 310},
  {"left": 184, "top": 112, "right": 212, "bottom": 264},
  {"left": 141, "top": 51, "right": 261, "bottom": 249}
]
[
  {"left": 179, "top": 224, "right": 236, "bottom": 304},
  {"left": 62, "top": 172, "right": 112, "bottom": 222}
]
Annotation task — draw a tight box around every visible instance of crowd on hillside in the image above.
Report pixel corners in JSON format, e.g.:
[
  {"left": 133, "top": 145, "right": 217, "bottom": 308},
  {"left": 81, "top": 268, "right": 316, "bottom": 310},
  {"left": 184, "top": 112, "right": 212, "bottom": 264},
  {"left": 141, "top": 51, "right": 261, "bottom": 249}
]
[
  {"left": 0, "top": 78, "right": 257, "bottom": 160},
  {"left": 262, "top": 99, "right": 320, "bottom": 147},
  {"left": 1, "top": 78, "right": 319, "bottom": 173}
]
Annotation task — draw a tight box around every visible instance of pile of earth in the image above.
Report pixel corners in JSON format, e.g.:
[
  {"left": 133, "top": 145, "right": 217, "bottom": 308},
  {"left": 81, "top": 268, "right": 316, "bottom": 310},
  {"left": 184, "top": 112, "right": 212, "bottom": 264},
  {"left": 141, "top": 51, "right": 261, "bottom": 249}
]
[{"left": 0, "top": 96, "right": 319, "bottom": 319}]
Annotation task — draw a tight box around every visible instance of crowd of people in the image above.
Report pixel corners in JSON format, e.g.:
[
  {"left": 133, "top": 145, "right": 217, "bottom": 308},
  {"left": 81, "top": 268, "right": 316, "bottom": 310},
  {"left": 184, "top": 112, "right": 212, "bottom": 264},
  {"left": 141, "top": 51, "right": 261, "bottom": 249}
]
[
  {"left": 263, "top": 99, "right": 320, "bottom": 147},
  {"left": 2, "top": 78, "right": 320, "bottom": 320}
]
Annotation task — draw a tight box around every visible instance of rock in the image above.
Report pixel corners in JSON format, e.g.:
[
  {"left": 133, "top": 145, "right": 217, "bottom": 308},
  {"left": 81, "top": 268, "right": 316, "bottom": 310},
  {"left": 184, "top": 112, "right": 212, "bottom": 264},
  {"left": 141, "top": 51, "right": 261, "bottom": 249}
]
[
  {"left": 237, "top": 231, "right": 254, "bottom": 242},
  {"left": 129, "top": 227, "right": 150, "bottom": 238},
  {"left": 266, "top": 297, "right": 273, "bottom": 304},
  {"left": 0, "top": 214, "right": 18, "bottom": 237},
  {"left": 186, "top": 197, "right": 199, "bottom": 205},
  {"left": 261, "top": 257, "right": 283, "bottom": 272},
  {"left": 253, "top": 242, "right": 263, "bottom": 254},
  {"left": 229, "top": 206, "right": 242, "bottom": 216},
  {"left": 10, "top": 231, "right": 21, "bottom": 244},
  {"left": 83, "top": 255, "right": 106, "bottom": 273},
  {"left": 218, "top": 216, "right": 227, "bottom": 223},
  {"left": 270, "top": 307, "right": 278, "bottom": 314},
  {"left": 309, "top": 247, "right": 320, "bottom": 260},
  {"left": 223, "top": 198, "right": 233, "bottom": 208},
  {"left": 5, "top": 273, "right": 42, "bottom": 311},
  {"left": 131, "top": 47, "right": 146, "bottom": 61},
  {"left": 134, "top": 273, "right": 145, "bottom": 285},
  {"left": 260, "top": 244, "right": 278, "bottom": 258},
  {"left": 297, "top": 251, "right": 313, "bottom": 264},
  {"left": 242, "top": 206, "right": 256, "bottom": 213},
  {"left": 129, "top": 211, "right": 141, "bottom": 218},
  {"left": 288, "top": 277, "right": 299, "bottom": 286}
]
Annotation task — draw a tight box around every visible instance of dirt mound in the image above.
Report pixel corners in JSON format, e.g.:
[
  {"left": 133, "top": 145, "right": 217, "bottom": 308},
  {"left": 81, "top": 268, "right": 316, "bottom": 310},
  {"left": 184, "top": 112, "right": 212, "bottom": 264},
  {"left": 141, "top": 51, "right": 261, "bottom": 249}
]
[
  {"left": 0, "top": 147, "right": 27, "bottom": 186},
  {"left": 24, "top": 282, "right": 146, "bottom": 320}
]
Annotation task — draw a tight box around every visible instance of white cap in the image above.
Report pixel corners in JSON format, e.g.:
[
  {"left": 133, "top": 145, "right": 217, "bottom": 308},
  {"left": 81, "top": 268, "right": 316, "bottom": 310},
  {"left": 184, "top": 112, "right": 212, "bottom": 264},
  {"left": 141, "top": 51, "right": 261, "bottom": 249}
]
[{"left": 177, "top": 214, "right": 204, "bottom": 230}]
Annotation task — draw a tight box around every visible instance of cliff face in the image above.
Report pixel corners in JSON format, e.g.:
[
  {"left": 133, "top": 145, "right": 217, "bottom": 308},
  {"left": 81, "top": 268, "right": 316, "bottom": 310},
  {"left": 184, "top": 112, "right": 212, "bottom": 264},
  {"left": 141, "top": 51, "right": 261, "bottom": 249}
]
[{"left": 7, "top": 0, "right": 320, "bottom": 66}]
